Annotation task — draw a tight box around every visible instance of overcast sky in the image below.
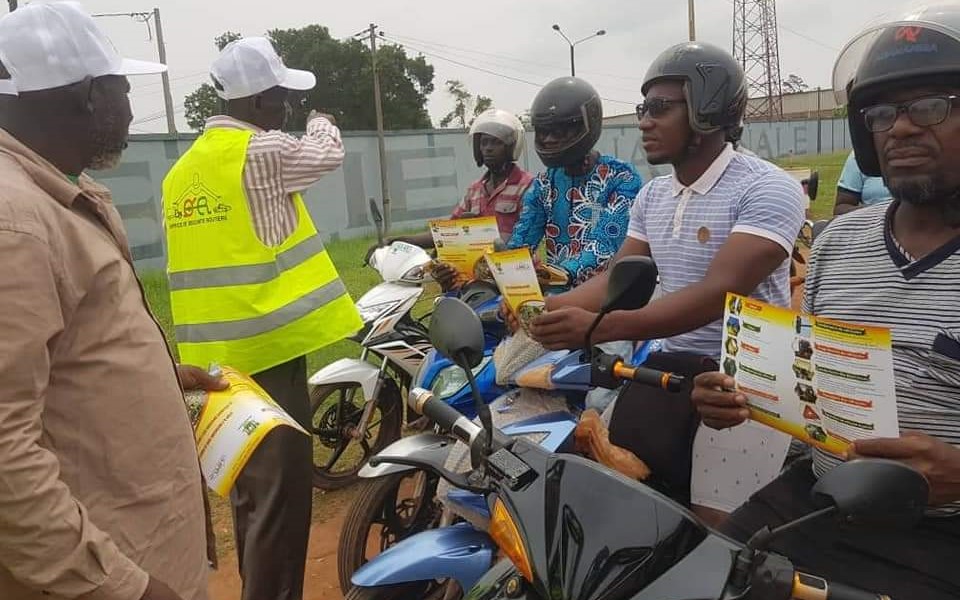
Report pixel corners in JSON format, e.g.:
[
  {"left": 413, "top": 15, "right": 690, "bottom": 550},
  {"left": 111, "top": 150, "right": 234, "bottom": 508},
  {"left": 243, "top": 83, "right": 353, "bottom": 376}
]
[{"left": 28, "top": 0, "right": 914, "bottom": 133}]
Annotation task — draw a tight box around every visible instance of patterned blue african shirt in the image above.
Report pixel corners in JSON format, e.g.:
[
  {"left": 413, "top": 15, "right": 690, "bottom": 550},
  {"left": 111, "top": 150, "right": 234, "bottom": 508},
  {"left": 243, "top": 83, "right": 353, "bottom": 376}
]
[{"left": 507, "top": 155, "right": 642, "bottom": 285}]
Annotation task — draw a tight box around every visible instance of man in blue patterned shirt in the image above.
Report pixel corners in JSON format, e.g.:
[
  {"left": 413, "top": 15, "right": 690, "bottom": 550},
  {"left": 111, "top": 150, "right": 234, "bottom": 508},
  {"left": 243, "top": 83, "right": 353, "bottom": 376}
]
[{"left": 507, "top": 77, "right": 641, "bottom": 286}]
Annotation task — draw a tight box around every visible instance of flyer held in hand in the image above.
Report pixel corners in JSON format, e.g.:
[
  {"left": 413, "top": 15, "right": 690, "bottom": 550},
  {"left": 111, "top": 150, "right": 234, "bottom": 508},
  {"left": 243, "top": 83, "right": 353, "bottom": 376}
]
[
  {"left": 485, "top": 247, "right": 545, "bottom": 332},
  {"left": 720, "top": 293, "right": 900, "bottom": 456},
  {"left": 429, "top": 216, "right": 500, "bottom": 284},
  {"left": 185, "top": 367, "right": 308, "bottom": 496}
]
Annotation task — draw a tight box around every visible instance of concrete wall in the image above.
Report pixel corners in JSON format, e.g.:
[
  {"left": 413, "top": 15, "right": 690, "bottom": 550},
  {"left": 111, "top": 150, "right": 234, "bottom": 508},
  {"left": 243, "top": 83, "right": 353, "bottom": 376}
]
[{"left": 97, "top": 120, "right": 850, "bottom": 271}]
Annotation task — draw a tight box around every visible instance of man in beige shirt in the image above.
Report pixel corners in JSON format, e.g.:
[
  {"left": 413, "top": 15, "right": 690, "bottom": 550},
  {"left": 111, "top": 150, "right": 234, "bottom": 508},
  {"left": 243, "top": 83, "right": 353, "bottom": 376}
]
[{"left": 0, "top": 3, "right": 222, "bottom": 600}]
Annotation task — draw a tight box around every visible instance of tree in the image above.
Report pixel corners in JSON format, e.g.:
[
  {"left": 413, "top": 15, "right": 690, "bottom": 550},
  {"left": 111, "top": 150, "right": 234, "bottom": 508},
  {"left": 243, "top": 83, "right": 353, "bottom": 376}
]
[
  {"left": 183, "top": 25, "right": 435, "bottom": 132},
  {"left": 440, "top": 80, "right": 471, "bottom": 128},
  {"left": 782, "top": 74, "right": 809, "bottom": 94},
  {"left": 184, "top": 84, "right": 219, "bottom": 131},
  {"left": 474, "top": 95, "right": 493, "bottom": 118},
  {"left": 438, "top": 80, "right": 495, "bottom": 128}
]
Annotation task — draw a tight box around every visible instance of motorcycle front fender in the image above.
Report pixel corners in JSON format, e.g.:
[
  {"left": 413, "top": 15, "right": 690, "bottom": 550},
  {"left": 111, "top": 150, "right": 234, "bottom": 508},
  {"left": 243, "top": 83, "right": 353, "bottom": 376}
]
[
  {"left": 358, "top": 432, "right": 454, "bottom": 478},
  {"left": 351, "top": 522, "right": 495, "bottom": 592},
  {"left": 463, "top": 559, "right": 539, "bottom": 600},
  {"left": 308, "top": 358, "right": 380, "bottom": 399}
]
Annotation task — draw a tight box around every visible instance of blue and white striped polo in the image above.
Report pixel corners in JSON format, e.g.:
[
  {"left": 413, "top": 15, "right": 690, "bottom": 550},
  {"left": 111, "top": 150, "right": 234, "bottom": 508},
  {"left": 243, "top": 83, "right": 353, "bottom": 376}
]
[{"left": 628, "top": 144, "right": 805, "bottom": 357}]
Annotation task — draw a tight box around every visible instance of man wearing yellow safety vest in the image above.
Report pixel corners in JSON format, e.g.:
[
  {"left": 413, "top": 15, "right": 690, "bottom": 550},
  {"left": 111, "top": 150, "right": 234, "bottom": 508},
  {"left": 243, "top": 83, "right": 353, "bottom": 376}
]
[{"left": 162, "top": 36, "right": 362, "bottom": 600}]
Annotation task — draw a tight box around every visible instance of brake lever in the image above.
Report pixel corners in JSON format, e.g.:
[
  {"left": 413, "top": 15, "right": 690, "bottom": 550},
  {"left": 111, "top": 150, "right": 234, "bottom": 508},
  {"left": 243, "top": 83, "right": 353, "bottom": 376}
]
[{"left": 368, "top": 455, "right": 494, "bottom": 494}]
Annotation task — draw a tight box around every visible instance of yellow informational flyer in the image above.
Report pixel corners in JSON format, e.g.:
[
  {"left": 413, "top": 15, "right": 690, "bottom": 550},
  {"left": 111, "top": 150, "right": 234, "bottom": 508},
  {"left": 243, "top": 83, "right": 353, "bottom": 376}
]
[
  {"left": 484, "top": 248, "right": 545, "bottom": 331},
  {"left": 720, "top": 293, "right": 899, "bottom": 456},
  {"left": 185, "top": 367, "right": 308, "bottom": 497},
  {"left": 429, "top": 216, "right": 500, "bottom": 282}
]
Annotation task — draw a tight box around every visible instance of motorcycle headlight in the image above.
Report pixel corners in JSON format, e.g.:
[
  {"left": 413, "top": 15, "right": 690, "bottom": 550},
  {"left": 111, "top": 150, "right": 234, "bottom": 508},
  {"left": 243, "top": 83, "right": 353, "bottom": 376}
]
[
  {"left": 489, "top": 498, "right": 534, "bottom": 582},
  {"left": 430, "top": 357, "right": 491, "bottom": 399}
]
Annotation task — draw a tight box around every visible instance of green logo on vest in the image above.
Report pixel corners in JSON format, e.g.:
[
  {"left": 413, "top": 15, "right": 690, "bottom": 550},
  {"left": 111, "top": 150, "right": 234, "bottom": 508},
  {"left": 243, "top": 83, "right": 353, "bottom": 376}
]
[{"left": 168, "top": 174, "right": 233, "bottom": 229}]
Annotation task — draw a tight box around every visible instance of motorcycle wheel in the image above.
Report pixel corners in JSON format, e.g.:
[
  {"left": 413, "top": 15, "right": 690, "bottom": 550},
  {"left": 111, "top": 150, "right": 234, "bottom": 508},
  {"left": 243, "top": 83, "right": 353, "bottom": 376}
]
[
  {"left": 337, "top": 470, "right": 442, "bottom": 593},
  {"left": 344, "top": 582, "right": 451, "bottom": 600},
  {"left": 310, "top": 379, "right": 403, "bottom": 490}
]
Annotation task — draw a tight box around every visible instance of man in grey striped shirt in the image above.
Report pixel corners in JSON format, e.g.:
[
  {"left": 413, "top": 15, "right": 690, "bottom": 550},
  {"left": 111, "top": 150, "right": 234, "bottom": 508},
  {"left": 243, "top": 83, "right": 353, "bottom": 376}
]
[
  {"left": 529, "top": 42, "right": 804, "bottom": 513},
  {"left": 694, "top": 9, "right": 960, "bottom": 598}
]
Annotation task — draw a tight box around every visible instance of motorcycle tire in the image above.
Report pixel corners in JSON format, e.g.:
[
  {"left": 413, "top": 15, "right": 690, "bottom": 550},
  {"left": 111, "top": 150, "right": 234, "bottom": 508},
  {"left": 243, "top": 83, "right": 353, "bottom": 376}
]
[
  {"left": 344, "top": 582, "right": 450, "bottom": 600},
  {"left": 310, "top": 379, "right": 403, "bottom": 491},
  {"left": 337, "top": 470, "right": 441, "bottom": 593}
]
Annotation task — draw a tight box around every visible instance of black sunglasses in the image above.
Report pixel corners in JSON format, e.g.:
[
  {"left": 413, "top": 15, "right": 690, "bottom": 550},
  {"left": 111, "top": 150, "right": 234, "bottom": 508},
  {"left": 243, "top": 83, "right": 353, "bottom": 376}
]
[
  {"left": 637, "top": 98, "right": 686, "bottom": 119},
  {"left": 861, "top": 95, "right": 960, "bottom": 132}
]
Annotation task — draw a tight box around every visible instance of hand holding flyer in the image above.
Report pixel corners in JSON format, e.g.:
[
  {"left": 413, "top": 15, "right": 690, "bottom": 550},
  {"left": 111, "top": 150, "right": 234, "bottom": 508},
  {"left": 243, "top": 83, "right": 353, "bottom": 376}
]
[
  {"left": 184, "top": 367, "right": 307, "bottom": 496},
  {"left": 484, "top": 248, "right": 545, "bottom": 331},
  {"left": 429, "top": 216, "right": 501, "bottom": 284},
  {"left": 720, "top": 293, "right": 899, "bottom": 456}
]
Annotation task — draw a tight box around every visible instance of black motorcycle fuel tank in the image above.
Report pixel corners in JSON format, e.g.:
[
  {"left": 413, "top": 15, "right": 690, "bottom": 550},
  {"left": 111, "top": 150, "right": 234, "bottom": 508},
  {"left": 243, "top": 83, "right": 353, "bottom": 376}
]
[{"left": 481, "top": 439, "right": 736, "bottom": 600}]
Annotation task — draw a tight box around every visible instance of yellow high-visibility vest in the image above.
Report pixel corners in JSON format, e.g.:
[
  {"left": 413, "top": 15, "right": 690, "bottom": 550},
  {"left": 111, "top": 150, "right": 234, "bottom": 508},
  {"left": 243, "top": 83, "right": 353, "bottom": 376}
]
[{"left": 161, "top": 127, "right": 361, "bottom": 375}]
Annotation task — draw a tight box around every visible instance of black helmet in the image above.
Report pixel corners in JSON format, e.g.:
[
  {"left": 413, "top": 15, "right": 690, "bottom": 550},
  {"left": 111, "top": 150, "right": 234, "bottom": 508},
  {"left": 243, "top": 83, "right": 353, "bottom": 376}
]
[
  {"left": 641, "top": 41, "right": 747, "bottom": 136},
  {"left": 530, "top": 77, "right": 603, "bottom": 168},
  {"left": 834, "top": 5, "right": 960, "bottom": 176}
]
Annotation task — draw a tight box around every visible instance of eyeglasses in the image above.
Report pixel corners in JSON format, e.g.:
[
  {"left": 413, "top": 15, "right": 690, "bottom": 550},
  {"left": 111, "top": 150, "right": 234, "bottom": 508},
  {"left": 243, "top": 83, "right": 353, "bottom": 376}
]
[
  {"left": 861, "top": 95, "right": 960, "bottom": 132},
  {"left": 636, "top": 98, "right": 686, "bottom": 119}
]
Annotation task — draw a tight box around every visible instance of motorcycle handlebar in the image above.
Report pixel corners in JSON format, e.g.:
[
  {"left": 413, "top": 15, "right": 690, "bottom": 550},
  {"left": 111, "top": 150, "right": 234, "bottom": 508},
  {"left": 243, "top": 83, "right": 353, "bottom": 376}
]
[
  {"left": 612, "top": 363, "right": 685, "bottom": 392},
  {"left": 792, "top": 571, "right": 890, "bottom": 600},
  {"left": 408, "top": 387, "right": 481, "bottom": 444}
]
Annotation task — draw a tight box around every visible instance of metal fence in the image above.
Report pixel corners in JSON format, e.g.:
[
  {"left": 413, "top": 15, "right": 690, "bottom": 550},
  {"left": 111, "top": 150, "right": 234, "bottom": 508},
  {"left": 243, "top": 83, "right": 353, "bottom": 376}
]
[{"left": 98, "top": 118, "right": 851, "bottom": 270}]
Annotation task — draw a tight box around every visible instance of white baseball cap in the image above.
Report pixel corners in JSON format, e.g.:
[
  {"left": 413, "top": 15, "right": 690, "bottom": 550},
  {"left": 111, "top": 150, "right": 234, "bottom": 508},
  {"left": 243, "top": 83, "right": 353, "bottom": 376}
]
[
  {"left": 0, "top": 1, "right": 166, "bottom": 94},
  {"left": 210, "top": 37, "right": 316, "bottom": 100}
]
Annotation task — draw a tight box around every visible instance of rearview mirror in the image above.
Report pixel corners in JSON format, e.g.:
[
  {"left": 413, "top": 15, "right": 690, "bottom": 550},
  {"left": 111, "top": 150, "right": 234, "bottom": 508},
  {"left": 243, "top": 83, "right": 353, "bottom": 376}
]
[
  {"left": 811, "top": 219, "right": 830, "bottom": 243},
  {"left": 602, "top": 256, "right": 659, "bottom": 313},
  {"left": 804, "top": 170, "right": 819, "bottom": 201},
  {"left": 811, "top": 459, "right": 928, "bottom": 527},
  {"left": 429, "top": 298, "right": 484, "bottom": 369},
  {"left": 369, "top": 198, "right": 384, "bottom": 246}
]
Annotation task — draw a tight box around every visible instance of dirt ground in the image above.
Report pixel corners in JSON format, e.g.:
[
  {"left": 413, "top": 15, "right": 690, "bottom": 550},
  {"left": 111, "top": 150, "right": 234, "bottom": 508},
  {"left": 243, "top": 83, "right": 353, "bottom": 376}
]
[{"left": 207, "top": 487, "right": 356, "bottom": 600}]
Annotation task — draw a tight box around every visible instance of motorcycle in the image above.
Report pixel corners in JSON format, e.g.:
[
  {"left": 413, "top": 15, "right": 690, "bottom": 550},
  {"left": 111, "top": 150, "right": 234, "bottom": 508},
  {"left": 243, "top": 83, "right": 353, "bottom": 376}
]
[
  {"left": 392, "top": 288, "right": 927, "bottom": 600},
  {"left": 341, "top": 257, "right": 681, "bottom": 599},
  {"left": 307, "top": 198, "right": 505, "bottom": 490}
]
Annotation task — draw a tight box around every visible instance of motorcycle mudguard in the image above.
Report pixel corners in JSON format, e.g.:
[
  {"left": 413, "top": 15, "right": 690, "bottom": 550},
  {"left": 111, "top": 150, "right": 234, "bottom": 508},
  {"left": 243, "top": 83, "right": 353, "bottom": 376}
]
[
  {"left": 463, "top": 559, "right": 531, "bottom": 600},
  {"left": 308, "top": 358, "right": 379, "bottom": 399},
  {"left": 351, "top": 522, "right": 495, "bottom": 592},
  {"left": 358, "top": 432, "right": 453, "bottom": 478}
]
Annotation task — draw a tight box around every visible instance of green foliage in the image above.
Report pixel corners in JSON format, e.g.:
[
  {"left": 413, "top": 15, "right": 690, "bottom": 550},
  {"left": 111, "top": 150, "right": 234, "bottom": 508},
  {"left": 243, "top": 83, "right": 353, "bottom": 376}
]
[{"left": 183, "top": 26, "right": 435, "bottom": 132}]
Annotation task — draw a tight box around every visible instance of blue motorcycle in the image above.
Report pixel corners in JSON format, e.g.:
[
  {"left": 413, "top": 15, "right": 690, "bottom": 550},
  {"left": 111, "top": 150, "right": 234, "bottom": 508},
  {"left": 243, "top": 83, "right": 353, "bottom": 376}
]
[
  {"left": 341, "top": 257, "right": 675, "bottom": 600},
  {"left": 333, "top": 279, "right": 507, "bottom": 592}
]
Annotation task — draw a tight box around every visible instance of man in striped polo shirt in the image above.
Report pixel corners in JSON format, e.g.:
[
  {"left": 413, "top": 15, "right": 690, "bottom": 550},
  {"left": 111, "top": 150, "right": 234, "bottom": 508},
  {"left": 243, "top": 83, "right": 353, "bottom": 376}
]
[
  {"left": 694, "top": 7, "right": 960, "bottom": 598},
  {"left": 529, "top": 42, "right": 804, "bottom": 514}
]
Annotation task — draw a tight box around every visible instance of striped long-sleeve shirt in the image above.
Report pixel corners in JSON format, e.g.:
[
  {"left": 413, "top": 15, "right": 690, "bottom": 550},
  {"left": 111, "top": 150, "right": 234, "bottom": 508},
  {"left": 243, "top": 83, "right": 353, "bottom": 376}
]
[{"left": 203, "top": 115, "right": 345, "bottom": 246}]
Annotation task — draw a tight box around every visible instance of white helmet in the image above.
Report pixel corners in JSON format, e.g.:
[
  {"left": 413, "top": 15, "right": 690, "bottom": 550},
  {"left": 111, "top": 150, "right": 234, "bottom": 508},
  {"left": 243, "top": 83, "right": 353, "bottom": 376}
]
[
  {"left": 468, "top": 108, "right": 525, "bottom": 167},
  {"left": 369, "top": 241, "right": 433, "bottom": 284}
]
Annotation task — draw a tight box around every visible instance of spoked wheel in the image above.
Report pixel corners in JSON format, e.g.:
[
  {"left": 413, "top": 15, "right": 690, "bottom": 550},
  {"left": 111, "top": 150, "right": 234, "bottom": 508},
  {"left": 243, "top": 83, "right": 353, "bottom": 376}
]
[
  {"left": 310, "top": 379, "right": 402, "bottom": 490},
  {"left": 337, "top": 470, "right": 443, "bottom": 593}
]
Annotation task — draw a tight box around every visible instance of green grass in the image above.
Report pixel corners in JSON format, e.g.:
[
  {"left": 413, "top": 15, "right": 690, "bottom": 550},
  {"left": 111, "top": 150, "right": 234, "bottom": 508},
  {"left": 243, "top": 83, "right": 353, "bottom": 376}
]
[{"left": 778, "top": 150, "right": 849, "bottom": 220}]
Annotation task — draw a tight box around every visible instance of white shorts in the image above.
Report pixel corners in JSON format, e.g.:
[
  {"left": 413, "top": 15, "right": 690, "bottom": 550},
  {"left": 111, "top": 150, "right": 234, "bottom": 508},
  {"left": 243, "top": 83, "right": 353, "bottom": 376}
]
[{"left": 690, "top": 421, "right": 791, "bottom": 513}]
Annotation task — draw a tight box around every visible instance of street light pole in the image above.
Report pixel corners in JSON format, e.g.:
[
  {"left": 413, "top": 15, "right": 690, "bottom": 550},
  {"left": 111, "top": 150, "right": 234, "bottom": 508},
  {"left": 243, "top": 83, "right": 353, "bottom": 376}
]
[
  {"left": 552, "top": 24, "right": 606, "bottom": 77},
  {"left": 688, "top": 0, "right": 696, "bottom": 41}
]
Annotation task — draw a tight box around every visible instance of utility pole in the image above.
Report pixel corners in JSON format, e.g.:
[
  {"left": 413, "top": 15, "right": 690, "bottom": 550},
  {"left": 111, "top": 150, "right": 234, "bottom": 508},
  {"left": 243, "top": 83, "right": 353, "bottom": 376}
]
[
  {"left": 688, "top": 0, "right": 696, "bottom": 41},
  {"left": 91, "top": 9, "right": 177, "bottom": 134},
  {"left": 368, "top": 23, "right": 391, "bottom": 233},
  {"left": 153, "top": 8, "right": 176, "bottom": 135}
]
